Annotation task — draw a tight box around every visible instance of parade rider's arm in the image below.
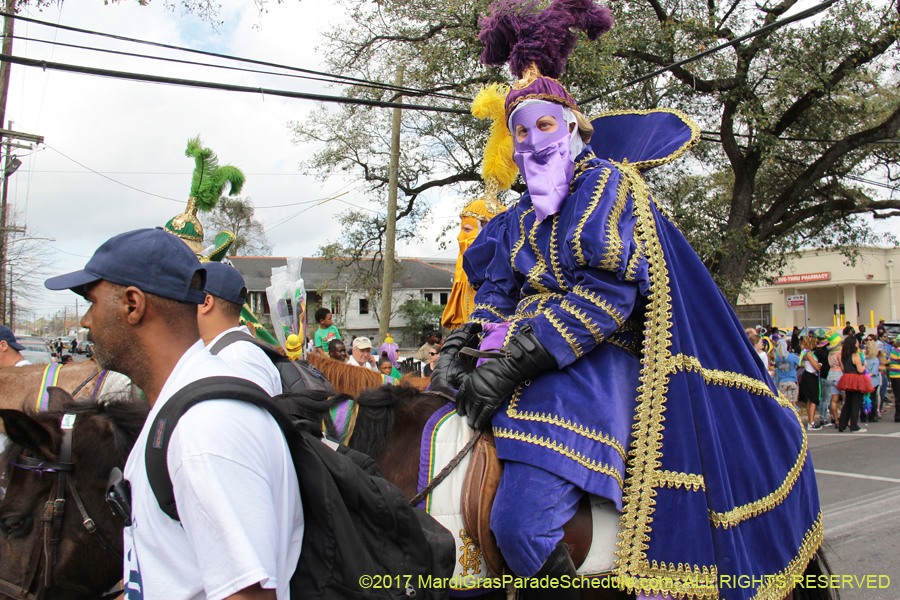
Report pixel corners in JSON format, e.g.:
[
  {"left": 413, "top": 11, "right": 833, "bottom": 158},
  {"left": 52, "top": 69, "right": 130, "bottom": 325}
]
[
  {"left": 529, "top": 166, "right": 642, "bottom": 369},
  {"left": 463, "top": 210, "right": 521, "bottom": 324},
  {"left": 431, "top": 211, "right": 522, "bottom": 393},
  {"left": 457, "top": 166, "right": 644, "bottom": 428}
]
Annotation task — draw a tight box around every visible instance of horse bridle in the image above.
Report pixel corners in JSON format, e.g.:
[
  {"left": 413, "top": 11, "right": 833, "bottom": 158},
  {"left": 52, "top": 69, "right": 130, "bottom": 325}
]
[{"left": 0, "top": 415, "right": 123, "bottom": 600}]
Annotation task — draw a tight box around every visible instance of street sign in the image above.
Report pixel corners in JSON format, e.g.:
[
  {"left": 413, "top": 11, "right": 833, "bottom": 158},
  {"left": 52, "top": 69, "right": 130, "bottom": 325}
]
[{"left": 787, "top": 295, "right": 806, "bottom": 310}]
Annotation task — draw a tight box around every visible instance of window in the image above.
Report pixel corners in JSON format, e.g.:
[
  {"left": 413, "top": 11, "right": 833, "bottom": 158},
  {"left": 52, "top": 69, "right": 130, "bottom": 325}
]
[
  {"left": 440, "top": 292, "right": 448, "bottom": 305},
  {"left": 424, "top": 293, "right": 433, "bottom": 303},
  {"left": 332, "top": 296, "right": 342, "bottom": 316},
  {"left": 359, "top": 298, "right": 369, "bottom": 315}
]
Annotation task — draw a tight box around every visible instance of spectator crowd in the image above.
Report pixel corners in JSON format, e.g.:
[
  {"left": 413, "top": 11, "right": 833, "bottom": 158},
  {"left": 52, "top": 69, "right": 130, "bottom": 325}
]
[{"left": 747, "top": 320, "right": 899, "bottom": 433}]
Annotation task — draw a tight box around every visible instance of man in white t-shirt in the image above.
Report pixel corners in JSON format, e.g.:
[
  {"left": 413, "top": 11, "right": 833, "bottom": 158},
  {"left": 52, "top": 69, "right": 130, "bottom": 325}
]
[
  {"left": 45, "top": 228, "right": 303, "bottom": 600},
  {"left": 0, "top": 325, "right": 31, "bottom": 366},
  {"left": 346, "top": 336, "right": 377, "bottom": 370},
  {"left": 198, "top": 262, "right": 282, "bottom": 396}
]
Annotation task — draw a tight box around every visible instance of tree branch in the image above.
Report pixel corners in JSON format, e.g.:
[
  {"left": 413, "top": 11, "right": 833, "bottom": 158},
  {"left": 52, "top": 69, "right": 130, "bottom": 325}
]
[
  {"left": 613, "top": 49, "right": 739, "bottom": 92},
  {"left": 769, "top": 22, "right": 899, "bottom": 138},
  {"left": 758, "top": 105, "right": 900, "bottom": 238}
]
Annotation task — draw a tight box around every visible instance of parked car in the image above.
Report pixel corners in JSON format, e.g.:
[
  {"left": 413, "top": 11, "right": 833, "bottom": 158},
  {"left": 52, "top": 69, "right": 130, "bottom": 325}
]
[{"left": 15, "top": 336, "right": 56, "bottom": 364}]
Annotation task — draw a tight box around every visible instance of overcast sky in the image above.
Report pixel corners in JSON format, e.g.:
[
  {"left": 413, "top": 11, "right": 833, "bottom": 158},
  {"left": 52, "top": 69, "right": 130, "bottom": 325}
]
[
  {"left": 5, "top": 0, "right": 897, "bottom": 322},
  {"left": 6, "top": 0, "right": 465, "bottom": 322}
]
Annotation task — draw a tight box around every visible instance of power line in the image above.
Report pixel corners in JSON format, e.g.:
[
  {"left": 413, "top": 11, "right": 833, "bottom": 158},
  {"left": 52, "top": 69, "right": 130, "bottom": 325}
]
[
  {"left": 579, "top": 0, "right": 839, "bottom": 105},
  {"left": 3, "top": 34, "right": 468, "bottom": 101},
  {"left": 0, "top": 11, "right": 471, "bottom": 102},
  {"left": 0, "top": 53, "right": 470, "bottom": 114},
  {"left": 701, "top": 130, "right": 899, "bottom": 145},
  {"left": 43, "top": 144, "right": 183, "bottom": 203}
]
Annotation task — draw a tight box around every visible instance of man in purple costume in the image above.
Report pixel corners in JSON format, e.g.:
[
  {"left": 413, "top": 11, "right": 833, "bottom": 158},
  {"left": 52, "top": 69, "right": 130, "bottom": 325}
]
[{"left": 433, "top": 1, "right": 825, "bottom": 599}]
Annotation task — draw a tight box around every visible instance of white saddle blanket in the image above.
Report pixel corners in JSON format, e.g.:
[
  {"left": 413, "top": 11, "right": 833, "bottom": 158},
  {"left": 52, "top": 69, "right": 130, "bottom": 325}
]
[{"left": 418, "top": 410, "right": 621, "bottom": 591}]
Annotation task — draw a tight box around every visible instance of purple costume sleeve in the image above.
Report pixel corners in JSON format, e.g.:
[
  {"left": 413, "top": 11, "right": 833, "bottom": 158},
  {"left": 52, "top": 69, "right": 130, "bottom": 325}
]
[{"left": 463, "top": 210, "right": 522, "bottom": 323}]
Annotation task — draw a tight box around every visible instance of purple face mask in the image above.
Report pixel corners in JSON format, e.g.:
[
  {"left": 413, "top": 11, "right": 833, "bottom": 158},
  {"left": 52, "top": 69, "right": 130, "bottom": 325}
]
[{"left": 511, "top": 103, "right": 574, "bottom": 222}]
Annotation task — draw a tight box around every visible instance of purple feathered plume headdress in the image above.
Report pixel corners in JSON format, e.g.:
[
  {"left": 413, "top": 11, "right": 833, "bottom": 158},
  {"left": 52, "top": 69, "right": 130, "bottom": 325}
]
[{"left": 479, "top": 0, "right": 614, "bottom": 117}]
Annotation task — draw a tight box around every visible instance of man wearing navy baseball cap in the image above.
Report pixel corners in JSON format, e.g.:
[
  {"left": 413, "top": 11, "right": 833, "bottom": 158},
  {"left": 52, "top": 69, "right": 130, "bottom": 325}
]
[
  {"left": 197, "top": 262, "right": 282, "bottom": 396},
  {"left": 0, "top": 325, "right": 31, "bottom": 367},
  {"left": 45, "top": 228, "right": 303, "bottom": 600}
]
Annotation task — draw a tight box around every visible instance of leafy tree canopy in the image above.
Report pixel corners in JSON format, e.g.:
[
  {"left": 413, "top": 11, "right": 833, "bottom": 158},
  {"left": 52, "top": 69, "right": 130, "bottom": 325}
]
[{"left": 292, "top": 0, "right": 900, "bottom": 304}]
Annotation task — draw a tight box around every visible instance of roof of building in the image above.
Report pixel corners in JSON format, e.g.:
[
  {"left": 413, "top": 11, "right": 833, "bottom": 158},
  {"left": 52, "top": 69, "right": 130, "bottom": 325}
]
[{"left": 228, "top": 256, "right": 453, "bottom": 292}]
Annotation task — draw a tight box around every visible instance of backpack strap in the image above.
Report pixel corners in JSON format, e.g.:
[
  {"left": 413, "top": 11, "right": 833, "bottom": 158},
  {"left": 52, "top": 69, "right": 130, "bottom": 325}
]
[
  {"left": 145, "top": 376, "right": 303, "bottom": 521},
  {"left": 208, "top": 330, "right": 282, "bottom": 362}
]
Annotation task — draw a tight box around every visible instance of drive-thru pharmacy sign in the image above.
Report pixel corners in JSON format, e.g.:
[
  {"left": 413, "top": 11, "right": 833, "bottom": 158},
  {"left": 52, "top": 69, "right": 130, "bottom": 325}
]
[
  {"left": 774, "top": 272, "right": 830, "bottom": 284},
  {"left": 786, "top": 295, "right": 806, "bottom": 310}
]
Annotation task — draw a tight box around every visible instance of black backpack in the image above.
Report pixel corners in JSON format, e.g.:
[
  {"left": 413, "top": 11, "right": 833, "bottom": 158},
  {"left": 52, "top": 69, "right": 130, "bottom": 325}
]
[
  {"left": 145, "top": 376, "right": 454, "bottom": 600},
  {"left": 209, "top": 330, "right": 335, "bottom": 395}
]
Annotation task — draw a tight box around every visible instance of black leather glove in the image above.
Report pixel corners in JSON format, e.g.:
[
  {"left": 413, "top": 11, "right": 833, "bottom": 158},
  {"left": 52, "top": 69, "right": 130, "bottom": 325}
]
[
  {"left": 429, "top": 323, "right": 483, "bottom": 392},
  {"left": 456, "top": 324, "right": 557, "bottom": 429}
]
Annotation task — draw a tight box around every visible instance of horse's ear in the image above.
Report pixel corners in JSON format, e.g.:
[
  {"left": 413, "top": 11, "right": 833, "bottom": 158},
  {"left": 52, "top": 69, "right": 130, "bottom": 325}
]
[
  {"left": 45, "top": 387, "right": 76, "bottom": 414},
  {"left": 0, "top": 409, "right": 58, "bottom": 459}
]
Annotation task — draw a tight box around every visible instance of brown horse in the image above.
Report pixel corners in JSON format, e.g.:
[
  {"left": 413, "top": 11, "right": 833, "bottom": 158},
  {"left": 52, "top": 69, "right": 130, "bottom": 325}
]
[
  {"left": 306, "top": 353, "right": 383, "bottom": 397},
  {"left": 306, "top": 353, "right": 431, "bottom": 395},
  {"left": 0, "top": 362, "right": 103, "bottom": 412},
  {"left": 0, "top": 388, "right": 147, "bottom": 600}
]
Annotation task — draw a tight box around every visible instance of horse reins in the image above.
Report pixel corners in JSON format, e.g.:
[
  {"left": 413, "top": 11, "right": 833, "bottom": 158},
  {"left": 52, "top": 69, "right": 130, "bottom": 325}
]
[
  {"left": 0, "top": 415, "right": 123, "bottom": 600},
  {"left": 408, "top": 390, "right": 483, "bottom": 507}
]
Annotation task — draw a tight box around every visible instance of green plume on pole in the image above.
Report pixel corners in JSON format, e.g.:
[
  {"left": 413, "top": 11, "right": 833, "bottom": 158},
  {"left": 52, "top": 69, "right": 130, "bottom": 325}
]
[{"left": 185, "top": 135, "right": 246, "bottom": 211}]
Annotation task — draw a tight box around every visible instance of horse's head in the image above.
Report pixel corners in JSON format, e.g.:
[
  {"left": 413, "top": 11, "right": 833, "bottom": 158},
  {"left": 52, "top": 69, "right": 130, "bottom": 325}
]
[{"left": 0, "top": 387, "right": 148, "bottom": 600}]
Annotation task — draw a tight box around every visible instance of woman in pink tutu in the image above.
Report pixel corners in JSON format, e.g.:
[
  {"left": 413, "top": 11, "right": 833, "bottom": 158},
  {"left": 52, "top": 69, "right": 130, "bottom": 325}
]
[{"left": 837, "top": 335, "right": 875, "bottom": 432}]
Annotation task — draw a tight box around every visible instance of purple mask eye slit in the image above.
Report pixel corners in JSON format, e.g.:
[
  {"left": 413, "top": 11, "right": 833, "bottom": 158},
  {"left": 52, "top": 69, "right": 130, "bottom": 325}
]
[{"left": 510, "top": 103, "right": 568, "bottom": 152}]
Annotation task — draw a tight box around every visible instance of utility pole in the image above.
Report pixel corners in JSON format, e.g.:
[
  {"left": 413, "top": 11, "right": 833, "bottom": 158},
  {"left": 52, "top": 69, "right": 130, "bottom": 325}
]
[
  {"left": 0, "top": 0, "right": 13, "bottom": 326},
  {"left": 0, "top": 0, "right": 15, "bottom": 130},
  {"left": 7, "top": 261, "right": 12, "bottom": 327},
  {"left": 378, "top": 66, "right": 404, "bottom": 344},
  {"left": 0, "top": 6, "right": 40, "bottom": 326}
]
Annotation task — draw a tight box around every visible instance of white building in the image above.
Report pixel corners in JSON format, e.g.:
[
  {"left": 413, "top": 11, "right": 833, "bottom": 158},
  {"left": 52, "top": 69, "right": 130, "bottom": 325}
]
[
  {"left": 229, "top": 256, "right": 454, "bottom": 345},
  {"left": 738, "top": 246, "right": 900, "bottom": 331}
]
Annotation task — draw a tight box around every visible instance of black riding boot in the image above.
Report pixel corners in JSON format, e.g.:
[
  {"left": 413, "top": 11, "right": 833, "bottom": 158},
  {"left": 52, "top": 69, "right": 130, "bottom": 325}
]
[{"left": 521, "top": 541, "right": 580, "bottom": 600}]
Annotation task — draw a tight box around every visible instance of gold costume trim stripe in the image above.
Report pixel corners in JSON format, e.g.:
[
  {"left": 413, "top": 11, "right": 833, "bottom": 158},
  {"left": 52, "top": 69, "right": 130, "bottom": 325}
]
[
  {"left": 629, "top": 563, "right": 718, "bottom": 599},
  {"left": 601, "top": 176, "right": 629, "bottom": 271},
  {"left": 571, "top": 285, "right": 626, "bottom": 328},
  {"left": 655, "top": 470, "right": 706, "bottom": 492},
  {"left": 573, "top": 167, "right": 613, "bottom": 267},
  {"left": 669, "top": 353, "right": 775, "bottom": 398},
  {"left": 613, "top": 162, "right": 649, "bottom": 282},
  {"left": 473, "top": 303, "right": 509, "bottom": 322},
  {"left": 506, "top": 385, "right": 628, "bottom": 461},
  {"left": 749, "top": 512, "right": 824, "bottom": 600},
  {"left": 510, "top": 206, "right": 535, "bottom": 276},
  {"left": 708, "top": 408, "right": 809, "bottom": 529},
  {"left": 615, "top": 178, "right": 669, "bottom": 583},
  {"left": 526, "top": 217, "right": 552, "bottom": 294},
  {"left": 605, "top": 334, "right": 642, "bottom": 357},
  {"left": 516, "top": 292, "right": 564, "bottom": 314},
  {"left": 572, "top": 152, "right": 599, "bottom": 185},
  {"left": 560, "top": 299, "right": 605, "bottom": 343},
  {"left": 549, "top": 214, "right": 569, "bottom": 292},
  {"left": 542, "top": 309, "right": 583, "bottom": 358},
  {"left": 493, "top": 427, "right": 624, "bottom": 488}
]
